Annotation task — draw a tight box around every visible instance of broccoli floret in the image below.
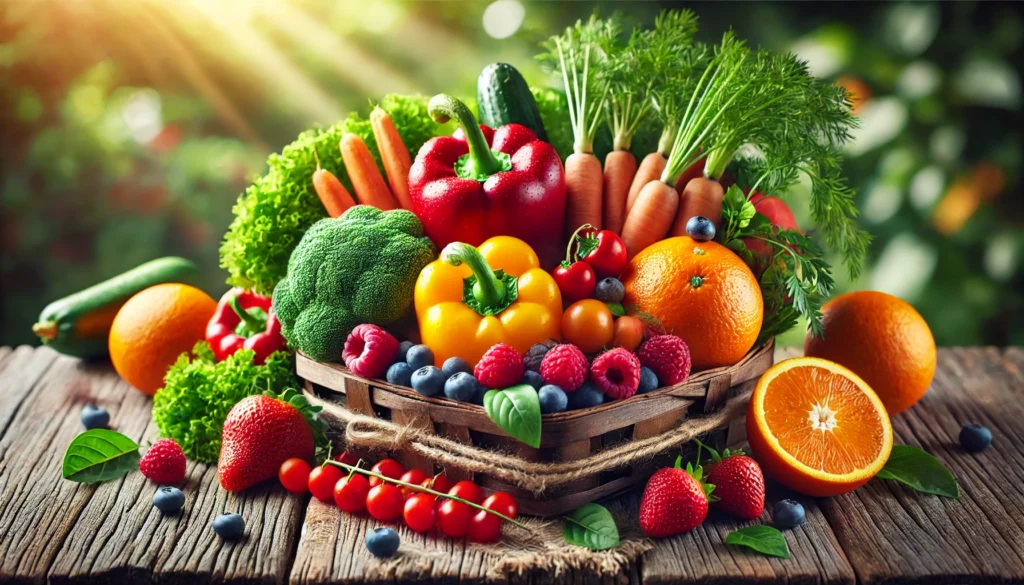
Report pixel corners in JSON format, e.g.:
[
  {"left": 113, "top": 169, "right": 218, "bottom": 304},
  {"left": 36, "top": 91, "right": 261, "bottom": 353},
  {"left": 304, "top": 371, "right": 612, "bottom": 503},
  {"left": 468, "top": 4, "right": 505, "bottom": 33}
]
[{"left": 272, "top": 206, "right": 436, "bottom": 362}]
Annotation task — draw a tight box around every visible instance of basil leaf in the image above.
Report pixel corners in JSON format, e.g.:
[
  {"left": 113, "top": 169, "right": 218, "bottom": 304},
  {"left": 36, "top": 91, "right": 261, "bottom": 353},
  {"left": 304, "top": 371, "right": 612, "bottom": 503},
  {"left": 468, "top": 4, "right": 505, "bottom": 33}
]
[
  {"left": 606, "top": 302, "right": 626, "bottom": 317},
  {"left": 484, "top": 385, "right": 541, "bottom": 448},
  {"left": 876, "top": 445, "right": 960, "bottom": 498},
  {"left": 563, "top": 503, "right": 619, "bottom": 550},
  {"left": 725, "top": 525, "right": 789, "bottom": 558},
  {"left": 62, "top": 429, "right": 141, "bottom": 483}
]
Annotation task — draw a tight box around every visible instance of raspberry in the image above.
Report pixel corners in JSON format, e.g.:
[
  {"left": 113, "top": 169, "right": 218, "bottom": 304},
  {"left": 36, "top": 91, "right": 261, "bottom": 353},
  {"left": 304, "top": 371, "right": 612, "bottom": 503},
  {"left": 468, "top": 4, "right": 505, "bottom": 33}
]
[
  {"left": 474, "top": 344, "right": 524, "bottom": 388},
  {"left": 590, "top": 348, "right": 641, "bottom": 400},
  {"left": 343, "top": 324, "right": 399, "bottom": 379},
  {"left": 139, "top": 439, "right": 186, "bottom": 485},
  {"left": 637, "top": 335, "right": 691, "bottom": 386},
  {"left": 539, "top": 344, "right": 589, "bottom": 392}
]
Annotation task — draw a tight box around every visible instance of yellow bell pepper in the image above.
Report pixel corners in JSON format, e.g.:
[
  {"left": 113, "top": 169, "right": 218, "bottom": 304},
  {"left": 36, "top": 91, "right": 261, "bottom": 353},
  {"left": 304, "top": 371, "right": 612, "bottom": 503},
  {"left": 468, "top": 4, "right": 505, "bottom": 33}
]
[{"left": 414, "top": 236, "right": 562, "bottom": 368}]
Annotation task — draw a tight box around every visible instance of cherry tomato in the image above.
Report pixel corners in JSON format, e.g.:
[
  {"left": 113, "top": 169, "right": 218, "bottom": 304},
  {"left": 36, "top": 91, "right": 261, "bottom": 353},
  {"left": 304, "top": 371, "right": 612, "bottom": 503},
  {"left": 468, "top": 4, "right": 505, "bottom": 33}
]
[
  {"left": 366, "top": 484, "right": 404, "bottom": 521},
  {"left": 403, "top": 493, "right": 437, "bottom": 533},
  {"left": 612, "top": 315, "right": 645, "bottom": 352},
  {"left": 422, "top": 473, "right": 453, "bottom": 494},
  {"left": 369, "top": 458, "right": 405, "bottom": 487},
  {"left": 333, "top": 473, "right": 370, "bottom": 512},
  {"left": 561, "top": 299, "right": 615, "bottom": 353},
  {"left": 577, "top": 229, "right": 627, "bottom": 279},
  {"left": 308, "top": 465, "right": 344, "bottom": 503},
  {"left": 278, "top": 458, "right": 311, "bottom": 494},
  {"left": 334, "top": 450, "right": 359, "bottom": 466},
  {"left": 400, "top": 469, "right": 428, "bottom": 498},
  {"left": 553, "top": 261, "right": 596, "bottom": 303},
  {"left": 482, "top": 492, "right": 517, "bottom": 519},
  {"left": 467, "top": 509, "right": 502, "bottom": 543},
  {"left": 437, "top": 499, "right": 472, "bottom": 538},
  {"left": 447, "top": 480, "right": 483, "bottom": 504}
]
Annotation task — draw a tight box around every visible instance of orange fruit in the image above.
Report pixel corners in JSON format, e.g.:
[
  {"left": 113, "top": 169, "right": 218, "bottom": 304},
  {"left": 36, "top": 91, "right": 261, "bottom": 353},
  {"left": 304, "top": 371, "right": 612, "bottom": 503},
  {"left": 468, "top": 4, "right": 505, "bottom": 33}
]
[
  {"left": 621, "top": 236, "right": 762, "bottom": 370},
  {"left": 804, "top": 290, "right": 936, "bottom": 414},
  {"left": 109, "top": 283, "right": 217, "bottom": 395},
  {"left": 561, "top": 299, "right": 614, "bottom": 354},
  {"left": 747, "top": 357, "right": 893, "bottom": 497}
]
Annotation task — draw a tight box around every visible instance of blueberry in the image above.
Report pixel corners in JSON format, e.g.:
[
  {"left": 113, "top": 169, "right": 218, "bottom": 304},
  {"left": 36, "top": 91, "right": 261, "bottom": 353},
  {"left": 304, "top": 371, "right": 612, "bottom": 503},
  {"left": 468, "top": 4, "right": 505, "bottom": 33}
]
[
  {"left": 959, "top": 423, "right": 992, "bottom": 453},
  {"left": 772, "top": 499, "right": 806, "bottom": 530},
  {"left": 386, "top": 362, "right": 414, "bottom": 387},
  {"left": 153, "top": 486, "right": 185, "bottom": 515},
  {"left": 365, "top": 527, "right": 400, "bottom": 558},
  {"left": 685, "top": 216, "right": 716, "bottom": 242},
  {"left": 444, "top": 372, "right": 481, "bottom": 402},
  {"left": 538, "top": 385, "right": 568, "bottom": 414},
  {"left": 567, "top": 381, "right": 605, "bottom": 410},
  {"left": 638, "top": 367, "right": 660, "bottom": 394},
  {"left": 523, "top": 343, "right": 552, "bottom": 372},
  {"left": 442, "top": 356, "right": 473, "bottom": 379},
  {"left": 406, "top": 344, "right": 434, "bottom": 370},
  {"left": 396, "top": 341, "right": 414, "bottom": 363},
  {"left": 594, "top": 278, "right": 625, "bottom": 303},
  {"left": 213, "top": 512, "right": 245, "bottom": 539},
  {"left": 520, "top": 370, "right": 544, "bottom": 390},
  {"left": 80, "top": 404, "right": 110, "bottom": 430},
  {"left": 411, "top": 366, "right": 445, "bottom": 397}
]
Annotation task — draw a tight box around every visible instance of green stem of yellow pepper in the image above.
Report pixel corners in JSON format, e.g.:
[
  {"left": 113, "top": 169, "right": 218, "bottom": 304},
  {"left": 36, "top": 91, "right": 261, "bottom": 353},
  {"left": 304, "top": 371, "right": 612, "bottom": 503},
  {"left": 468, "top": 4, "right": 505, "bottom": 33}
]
[{"left": 441, "top": 242, "right": 517, "bottom": 316}]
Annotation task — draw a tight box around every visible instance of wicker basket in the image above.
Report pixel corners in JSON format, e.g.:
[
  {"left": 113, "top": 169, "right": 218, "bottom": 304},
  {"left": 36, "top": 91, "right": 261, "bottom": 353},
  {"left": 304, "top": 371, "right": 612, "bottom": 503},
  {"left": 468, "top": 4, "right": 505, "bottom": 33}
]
[{"left": 298, "top": 340, "right": 774, "bottom": 516}]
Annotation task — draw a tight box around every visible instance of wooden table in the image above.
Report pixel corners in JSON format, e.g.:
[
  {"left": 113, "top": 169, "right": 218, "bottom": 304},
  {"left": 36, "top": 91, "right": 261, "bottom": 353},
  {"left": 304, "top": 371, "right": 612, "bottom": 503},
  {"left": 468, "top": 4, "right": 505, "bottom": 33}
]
[{"left": 1, "top": 345, "right": 1021, "bottom": 585}]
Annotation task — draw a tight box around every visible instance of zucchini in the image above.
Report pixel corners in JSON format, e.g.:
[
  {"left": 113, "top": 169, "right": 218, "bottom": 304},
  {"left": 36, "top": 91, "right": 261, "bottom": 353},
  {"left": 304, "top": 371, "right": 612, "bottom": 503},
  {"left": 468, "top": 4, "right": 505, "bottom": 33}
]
[
  {"left": 32, "top": 257, "right": 203, "bottom": 359},
  {"left": 477, "top": 63, "right": 548, "bottom": 142}
]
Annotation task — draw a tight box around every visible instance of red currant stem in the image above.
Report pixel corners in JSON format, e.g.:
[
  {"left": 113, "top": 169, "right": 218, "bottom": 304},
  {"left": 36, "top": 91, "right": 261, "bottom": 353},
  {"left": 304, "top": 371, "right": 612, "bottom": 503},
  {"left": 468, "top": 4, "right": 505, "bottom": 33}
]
[{"left": 325, "top": 461, "right": 529, "bottom": 530}]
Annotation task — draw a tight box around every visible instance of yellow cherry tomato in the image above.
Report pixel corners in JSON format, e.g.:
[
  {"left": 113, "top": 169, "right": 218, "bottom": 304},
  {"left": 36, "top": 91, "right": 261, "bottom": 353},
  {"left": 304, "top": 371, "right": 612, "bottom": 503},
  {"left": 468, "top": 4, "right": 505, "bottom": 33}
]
[{"left": 561, "top": 299, "right": 614, "bottom": 354}]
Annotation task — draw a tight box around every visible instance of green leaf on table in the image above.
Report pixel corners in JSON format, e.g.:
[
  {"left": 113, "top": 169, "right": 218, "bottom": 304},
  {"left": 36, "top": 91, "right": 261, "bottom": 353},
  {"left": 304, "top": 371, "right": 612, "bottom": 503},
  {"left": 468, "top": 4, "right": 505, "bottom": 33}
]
[
  {"left": 62, "top": 429, "right": 140, "bottom": 483},
  {"left": 484, "top": 384, "right": 541, "bottom": 448},
  {"left": 876, "top": 444, "right": 960, "bottom": 498},
  {"left": 725, "top": 525, "right": 789, "bottom": 558},
  {"left": 563, "top": 503, "right": 620, "bottom": 550}
]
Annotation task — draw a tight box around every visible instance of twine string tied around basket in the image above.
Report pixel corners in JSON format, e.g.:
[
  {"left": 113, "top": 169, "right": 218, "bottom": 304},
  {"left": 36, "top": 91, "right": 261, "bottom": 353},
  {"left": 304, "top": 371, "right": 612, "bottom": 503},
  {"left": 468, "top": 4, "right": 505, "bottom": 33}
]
[{"left": 307, "top": 387, "right": 751, "bottom": 495}]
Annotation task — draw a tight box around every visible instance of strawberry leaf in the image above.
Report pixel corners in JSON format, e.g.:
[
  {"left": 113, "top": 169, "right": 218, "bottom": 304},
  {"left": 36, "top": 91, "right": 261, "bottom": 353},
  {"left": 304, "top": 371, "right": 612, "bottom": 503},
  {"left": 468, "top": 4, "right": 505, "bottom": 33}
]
[
  {"left": 726, "top": 525, "right": 789, "bottom": 558},
  {"left": 563, "top": 503, "right": 620, "bottom": 550},
  {"left": 62, "top": 429, "right": 140, "bottom": 483},
  {"left": 876, "top": 445, "right": 960, "bottom": 499}
]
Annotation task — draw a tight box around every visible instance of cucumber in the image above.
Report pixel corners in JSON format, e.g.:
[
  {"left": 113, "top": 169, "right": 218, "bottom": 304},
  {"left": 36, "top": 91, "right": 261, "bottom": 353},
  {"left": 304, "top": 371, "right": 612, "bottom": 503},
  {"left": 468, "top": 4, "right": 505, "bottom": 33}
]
[
  {"left": 477, "top": 63, "right": 548, "bottom": 142},
  {"left": 32, "top": 257, "right": 203, "bottom": 359}
]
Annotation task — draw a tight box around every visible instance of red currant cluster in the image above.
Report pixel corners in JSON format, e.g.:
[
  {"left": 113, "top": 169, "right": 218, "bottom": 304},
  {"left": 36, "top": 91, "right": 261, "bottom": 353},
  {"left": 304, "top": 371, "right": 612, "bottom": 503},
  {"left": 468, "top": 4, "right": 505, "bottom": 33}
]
[{"left": 278, "top": 451, "right": 519, "bottom": 543}]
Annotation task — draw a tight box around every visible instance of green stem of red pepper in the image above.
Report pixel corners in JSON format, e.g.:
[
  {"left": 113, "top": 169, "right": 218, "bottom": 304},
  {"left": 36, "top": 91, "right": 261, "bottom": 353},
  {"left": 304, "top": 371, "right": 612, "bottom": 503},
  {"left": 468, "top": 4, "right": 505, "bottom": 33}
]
[
  {"left": 441, "top": 242, "right": 518, "bottom": 317},
  {"left": 229, "top": 294, "right": 267, "bottom": 337},
  {"left": 428, "top": 94, "right": 511, "bottom": 182}
]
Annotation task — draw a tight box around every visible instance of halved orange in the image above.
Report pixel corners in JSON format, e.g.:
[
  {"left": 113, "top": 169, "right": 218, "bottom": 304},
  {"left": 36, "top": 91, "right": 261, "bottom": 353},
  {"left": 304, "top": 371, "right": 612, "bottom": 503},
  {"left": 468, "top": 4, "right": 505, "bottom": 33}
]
[{"left": 747, "top": 357, "right": 893, "bottom": 497}]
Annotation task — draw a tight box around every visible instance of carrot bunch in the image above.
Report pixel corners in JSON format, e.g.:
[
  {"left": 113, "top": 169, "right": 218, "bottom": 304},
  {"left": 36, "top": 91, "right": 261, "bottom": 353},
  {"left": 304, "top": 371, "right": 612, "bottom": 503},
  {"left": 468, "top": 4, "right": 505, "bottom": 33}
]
[{"left": 311, "top": 107, "right": 413, "bottom": 217}]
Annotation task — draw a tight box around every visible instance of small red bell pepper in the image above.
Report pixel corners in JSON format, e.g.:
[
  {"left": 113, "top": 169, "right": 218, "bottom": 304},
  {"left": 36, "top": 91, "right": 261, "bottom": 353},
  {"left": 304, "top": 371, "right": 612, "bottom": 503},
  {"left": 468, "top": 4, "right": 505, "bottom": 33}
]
[
  {"left": 409, "top": 94, "right": 566, "bottom": 268},
  {"left": 206, "top": 288, "right": 286, "bottom": 364}
]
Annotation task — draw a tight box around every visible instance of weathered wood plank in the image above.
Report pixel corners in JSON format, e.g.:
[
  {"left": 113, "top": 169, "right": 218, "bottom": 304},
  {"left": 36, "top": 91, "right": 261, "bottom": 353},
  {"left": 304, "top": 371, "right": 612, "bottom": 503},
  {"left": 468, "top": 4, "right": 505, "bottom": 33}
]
[
  {"left": 819, "top": 347, "right": 1024, "bottom": 585},
  {"left": 46, "top": 374, "right": 305, "bottom": 585},
  {"left": 640, "top": 486, "right": 854, "bottom": 585},
  {"left": 0, "top": 345, "right": 60, "bottom": 442},
  {"left": 0, "top": 354, "right": 105, "bottom": 584}
]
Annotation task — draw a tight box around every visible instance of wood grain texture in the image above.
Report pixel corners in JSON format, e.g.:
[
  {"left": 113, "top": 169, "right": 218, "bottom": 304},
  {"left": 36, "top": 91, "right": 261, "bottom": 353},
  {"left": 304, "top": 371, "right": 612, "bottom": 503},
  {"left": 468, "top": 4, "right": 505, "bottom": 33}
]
[
  {"left": 819, "top": 347, "right": 1024, "bottom": 585},
  {"left": 0, "top": 345, "right": 59, "bottom": 442}
]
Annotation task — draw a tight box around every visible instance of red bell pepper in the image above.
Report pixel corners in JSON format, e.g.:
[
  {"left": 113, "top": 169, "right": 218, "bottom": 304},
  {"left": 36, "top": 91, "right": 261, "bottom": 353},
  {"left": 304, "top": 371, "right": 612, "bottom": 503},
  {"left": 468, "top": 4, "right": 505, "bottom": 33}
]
[
  {"left": 409, "top": 94, "right": 566, "bottom": 268},
  {"left": 206, "top": 288, "right": 286, "bottom": 364}
]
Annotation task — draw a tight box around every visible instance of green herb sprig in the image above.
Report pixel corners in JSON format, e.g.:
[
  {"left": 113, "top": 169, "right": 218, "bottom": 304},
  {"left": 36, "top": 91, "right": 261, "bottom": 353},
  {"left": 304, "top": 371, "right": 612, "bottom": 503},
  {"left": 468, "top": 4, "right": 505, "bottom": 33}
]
[{"left": 646, "top": 10, "right": 706, "bottom": 156}]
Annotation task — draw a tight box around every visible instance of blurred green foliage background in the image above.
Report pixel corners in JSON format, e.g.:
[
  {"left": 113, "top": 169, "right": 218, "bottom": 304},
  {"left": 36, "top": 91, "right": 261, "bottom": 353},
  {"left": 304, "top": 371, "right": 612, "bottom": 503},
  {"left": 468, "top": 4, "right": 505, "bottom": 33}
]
[{"left": 2, "top": 1, "right": 1021, "bottom": 347}]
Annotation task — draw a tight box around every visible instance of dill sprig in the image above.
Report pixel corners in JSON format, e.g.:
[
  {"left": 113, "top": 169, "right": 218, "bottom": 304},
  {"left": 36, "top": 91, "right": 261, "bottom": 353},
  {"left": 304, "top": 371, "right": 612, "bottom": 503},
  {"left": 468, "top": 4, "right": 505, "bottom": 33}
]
[{"left": 537, "top": 14, "right": 615, "bottom": 155}]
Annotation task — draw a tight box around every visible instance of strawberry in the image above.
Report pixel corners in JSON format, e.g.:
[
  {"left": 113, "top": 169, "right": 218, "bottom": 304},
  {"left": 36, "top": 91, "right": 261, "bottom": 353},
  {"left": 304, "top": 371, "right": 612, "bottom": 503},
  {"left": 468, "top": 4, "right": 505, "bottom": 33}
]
[
  {"left": 702, "top": 443, "right": 765, "bottom": 520},
  {"left": 638, "top": 457, "right": 714, "bottom": 538},
  {"left": 218, "top": 389, "right": 327, "bottom": 492}
]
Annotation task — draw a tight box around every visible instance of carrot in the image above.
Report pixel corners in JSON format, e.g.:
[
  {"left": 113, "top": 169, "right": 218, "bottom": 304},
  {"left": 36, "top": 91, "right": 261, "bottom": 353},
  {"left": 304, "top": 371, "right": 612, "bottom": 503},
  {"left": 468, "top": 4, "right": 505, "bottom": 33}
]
[
  {"left": 339, "top": 133, "right": 395, "bottom": 210},
  {"left": 370, "top": 107, "right": 413, "bottom": 211},
  {"left": 565, "top": 152, "right": 604, "bottom": 238},
  {"left": 670, "top": 176, "right": 724, "bottom": 236},
  {"left": 602, "top": 150, "right": 637, "bottom": 235},
  {"left": 621, "top": 180, "right": 679, "bottom": 259},
  {"left": 311, "top": 151, "right": 356, "bottom": 218},
  {"left": 626, "top": 153, "right": 667, "bottom": 215}
]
